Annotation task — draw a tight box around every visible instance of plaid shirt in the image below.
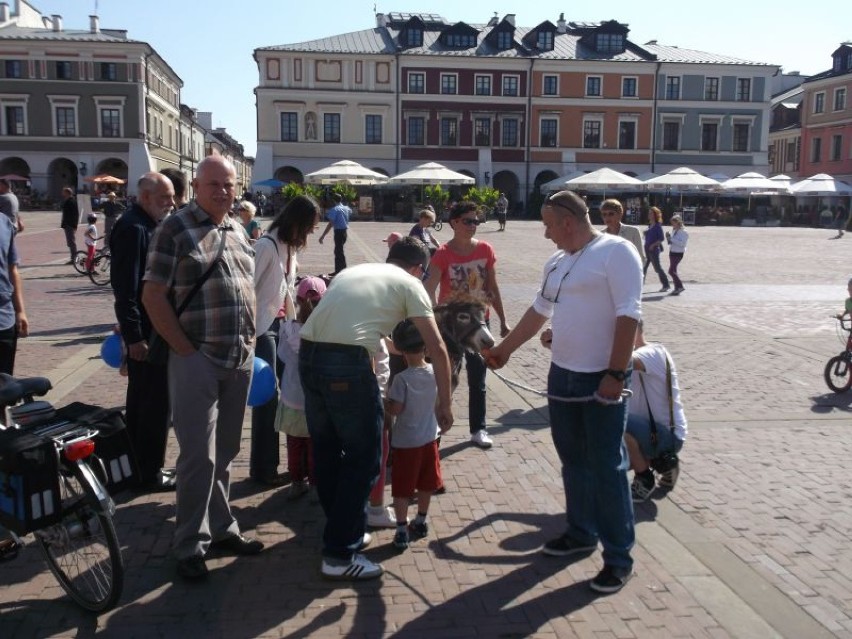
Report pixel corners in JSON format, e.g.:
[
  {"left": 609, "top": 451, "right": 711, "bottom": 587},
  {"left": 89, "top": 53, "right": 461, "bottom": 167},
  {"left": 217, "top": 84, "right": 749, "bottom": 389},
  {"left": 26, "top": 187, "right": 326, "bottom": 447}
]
[{"left": 144, "top": 202, "right": 256, "bottom": 368}]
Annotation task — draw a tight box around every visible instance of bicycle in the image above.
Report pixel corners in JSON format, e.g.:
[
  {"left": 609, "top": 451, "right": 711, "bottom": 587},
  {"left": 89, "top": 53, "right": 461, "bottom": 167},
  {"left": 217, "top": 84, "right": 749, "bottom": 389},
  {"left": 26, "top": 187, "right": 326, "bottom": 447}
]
[
  {"left": 431, "top": 219, "right": 443, "bottom": 232},
  {"left": 824, "top": 315, "right": 852, "bottom": 393},
  {"left": 72, "top": 245, "right": 109, "bottom": 276},
  {"left": 0, "top": 374, "right": 127, "bottom": 611}
]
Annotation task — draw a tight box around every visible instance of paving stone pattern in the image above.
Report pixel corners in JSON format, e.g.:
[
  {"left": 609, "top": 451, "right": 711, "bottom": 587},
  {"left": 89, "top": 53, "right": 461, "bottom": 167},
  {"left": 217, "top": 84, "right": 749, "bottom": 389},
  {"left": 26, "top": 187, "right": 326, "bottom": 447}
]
[{"left": 1, "top": 212, "right": 850, "bottom": 638}]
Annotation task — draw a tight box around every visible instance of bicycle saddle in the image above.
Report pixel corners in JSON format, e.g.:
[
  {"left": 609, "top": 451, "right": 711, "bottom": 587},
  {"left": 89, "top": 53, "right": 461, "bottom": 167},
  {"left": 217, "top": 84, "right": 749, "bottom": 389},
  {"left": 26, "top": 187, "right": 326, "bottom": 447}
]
[{"left": 0, "top": 373, "right": 53, "bottom": 406}]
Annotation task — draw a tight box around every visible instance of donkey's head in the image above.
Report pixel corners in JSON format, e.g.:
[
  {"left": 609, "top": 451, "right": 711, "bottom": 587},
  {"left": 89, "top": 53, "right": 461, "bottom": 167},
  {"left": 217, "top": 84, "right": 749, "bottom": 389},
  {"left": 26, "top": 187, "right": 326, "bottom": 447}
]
[{"left": 433, "top": 300, "right": 495, "bottom": 358}]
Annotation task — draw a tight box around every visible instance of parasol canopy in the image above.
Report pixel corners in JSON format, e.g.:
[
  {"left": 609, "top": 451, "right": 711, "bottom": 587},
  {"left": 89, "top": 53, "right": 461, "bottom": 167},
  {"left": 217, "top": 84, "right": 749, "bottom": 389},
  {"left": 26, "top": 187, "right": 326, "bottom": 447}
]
[
  {"left": 644, "top": 167, "right": 721, "bottom": 191},
  {"left": 84, "top": 174, "right": 126, "bottom": 184},
  {"left": 790, "top": 173, "right": 852, "bottom": 196},
  {"left": 304, "top": 160, "right": 388, "bottom": 185},
  {"left": 388, "top": 162, "right": 475, "bottom": 186},
  {"left": 722, "top": 172, "right": 788, "bottom": 194},
  {"left": 253, "top": 178, "right": 285, "bottom": 188}
]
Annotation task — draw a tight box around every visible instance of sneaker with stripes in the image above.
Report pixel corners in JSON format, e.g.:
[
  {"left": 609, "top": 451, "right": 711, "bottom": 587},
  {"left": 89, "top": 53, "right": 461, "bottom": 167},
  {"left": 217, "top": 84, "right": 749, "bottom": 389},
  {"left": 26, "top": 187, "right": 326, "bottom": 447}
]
[{"left": 321, "top": 553, "right": 383, "bottom": 580}]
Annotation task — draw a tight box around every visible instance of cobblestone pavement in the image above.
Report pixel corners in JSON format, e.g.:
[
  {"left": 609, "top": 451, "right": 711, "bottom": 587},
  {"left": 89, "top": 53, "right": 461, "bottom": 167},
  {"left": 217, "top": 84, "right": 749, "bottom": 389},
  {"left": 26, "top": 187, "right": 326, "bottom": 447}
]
[{"left": 1, "top": 211, "right": 850, "bottom": 638}]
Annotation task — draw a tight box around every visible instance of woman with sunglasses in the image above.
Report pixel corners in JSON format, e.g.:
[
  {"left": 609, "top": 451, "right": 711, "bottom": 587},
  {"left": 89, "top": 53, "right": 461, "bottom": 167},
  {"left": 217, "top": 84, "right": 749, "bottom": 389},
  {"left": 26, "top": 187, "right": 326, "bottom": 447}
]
[{"left": 424, "top": 202, "right": 511, "bottom": 449}]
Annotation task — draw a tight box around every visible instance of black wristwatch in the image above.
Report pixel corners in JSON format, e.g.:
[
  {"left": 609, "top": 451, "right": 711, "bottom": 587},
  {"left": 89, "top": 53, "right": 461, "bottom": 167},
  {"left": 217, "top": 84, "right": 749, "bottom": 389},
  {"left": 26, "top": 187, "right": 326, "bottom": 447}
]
[{"left": 604, "top": 369, "right": 627, "bottom": 382}]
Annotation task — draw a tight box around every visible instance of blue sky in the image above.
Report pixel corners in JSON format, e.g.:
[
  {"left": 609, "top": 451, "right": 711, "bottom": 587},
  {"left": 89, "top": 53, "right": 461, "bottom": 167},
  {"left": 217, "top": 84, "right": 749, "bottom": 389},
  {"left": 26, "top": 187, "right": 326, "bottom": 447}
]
[{"left": 32, "top": 0, "right": 850, "bottom": 158}]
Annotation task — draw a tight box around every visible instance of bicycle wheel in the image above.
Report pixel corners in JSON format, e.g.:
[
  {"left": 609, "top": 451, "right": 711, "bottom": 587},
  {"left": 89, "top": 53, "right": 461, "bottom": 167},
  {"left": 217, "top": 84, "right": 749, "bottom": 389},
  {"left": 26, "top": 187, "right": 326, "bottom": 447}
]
[
  {"left": 433, "top": 221, "right": 443, "bottom": 232},
  {"left": 72, "top": 251, "right": 88, "bottom": 275},
  {"left": 824, "top": 355, "right": 852, "bottom": 393},
  {"left": 88, "top": 254, "right": 111, "bottom": 287},
  {"left": 35, "top": 462, "right": 123, "bottom": 612}
]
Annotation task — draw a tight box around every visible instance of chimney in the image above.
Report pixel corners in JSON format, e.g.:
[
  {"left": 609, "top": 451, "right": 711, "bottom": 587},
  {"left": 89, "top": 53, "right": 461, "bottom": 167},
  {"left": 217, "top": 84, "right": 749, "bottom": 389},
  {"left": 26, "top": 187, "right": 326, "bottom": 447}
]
[
  {"left": 42, "top": 15, "right": 51, "bottom": 28},
  {"left": 376, "top": 12, "right": 388, "bottom": 28},
  {"left": 557, "top": 12, "right": 567, "bottom": 34},
  {"left": 0, "top": 3, "right": 9, "bottom": 24},
  {"left": 89, "top": 15, "right": 99, "bottom": 34},
  {"left": 504, "top": 14, "right": 515, "bottom": 27},
  {"left": 52, "top": 14, "right": 62, "bottom": 32},
  {"left": 487, "top": 12, "right": 498, "bottom": 27}
]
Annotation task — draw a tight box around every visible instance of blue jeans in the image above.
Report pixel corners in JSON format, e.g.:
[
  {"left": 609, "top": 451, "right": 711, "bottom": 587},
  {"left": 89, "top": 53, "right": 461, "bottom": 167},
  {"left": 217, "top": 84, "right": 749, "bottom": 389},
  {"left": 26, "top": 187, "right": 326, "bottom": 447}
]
[
  {"left": 299, "top": 340, "right": 382, "bottom": 561},
  {"left": 547, "top": 364, "right": 635, "bottom": 569},
  {"left": 626, "top": 413, "right": 683, "bottom": 459}
]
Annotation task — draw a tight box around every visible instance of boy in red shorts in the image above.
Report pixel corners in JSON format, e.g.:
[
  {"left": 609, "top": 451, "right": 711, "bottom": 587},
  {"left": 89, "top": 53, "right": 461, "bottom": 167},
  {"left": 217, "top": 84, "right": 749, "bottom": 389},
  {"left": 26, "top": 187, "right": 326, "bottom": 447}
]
[{"left": 387, "top": 319, "right": 444, "bottom": 550}]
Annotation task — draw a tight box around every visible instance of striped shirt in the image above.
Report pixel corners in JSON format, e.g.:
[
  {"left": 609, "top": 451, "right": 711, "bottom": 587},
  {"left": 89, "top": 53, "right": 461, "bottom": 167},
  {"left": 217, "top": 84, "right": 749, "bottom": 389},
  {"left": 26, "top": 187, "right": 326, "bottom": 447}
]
[{"left": 144, "top": 201, "right": 256, "bottom": 368}]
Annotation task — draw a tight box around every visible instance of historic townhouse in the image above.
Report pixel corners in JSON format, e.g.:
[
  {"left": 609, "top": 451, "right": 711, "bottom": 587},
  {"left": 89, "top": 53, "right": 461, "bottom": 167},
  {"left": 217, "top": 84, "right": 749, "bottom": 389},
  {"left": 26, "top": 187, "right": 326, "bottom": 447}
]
[
  {"left": 799, "top": 43, "right": 852, "bottom": 183},
  {"left": 0, "top": 1, "right": 250, "bottom": 198},
  {"left": 254, "top": 12, "right": 778, "bottom": 206}
]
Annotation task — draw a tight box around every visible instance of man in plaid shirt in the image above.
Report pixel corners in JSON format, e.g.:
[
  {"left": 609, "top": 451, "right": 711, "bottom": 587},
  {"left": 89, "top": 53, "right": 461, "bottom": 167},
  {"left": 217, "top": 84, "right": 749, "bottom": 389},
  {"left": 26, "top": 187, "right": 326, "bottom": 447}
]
[{"left": 143, "top": 154, "right": 260, "bottom": 582}]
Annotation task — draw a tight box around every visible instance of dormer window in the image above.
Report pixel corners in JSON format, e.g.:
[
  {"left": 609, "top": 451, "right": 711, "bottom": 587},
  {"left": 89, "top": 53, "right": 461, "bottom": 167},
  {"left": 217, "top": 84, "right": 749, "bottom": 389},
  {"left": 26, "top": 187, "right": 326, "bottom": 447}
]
[
  {"left": 407, "top": 28, "right": 423, "bottom": 47},
  {"left": 537, "top": 31, "right": 554, "bottom": 51},
  {"left": 596, "top": 33, "right": 624, "bottom": 54},
  {"left": 496, "top": 31, "right": 512, "bottom": 50},
  {"left": 444, "top": 33, "right": 476, "bottom": 48}
]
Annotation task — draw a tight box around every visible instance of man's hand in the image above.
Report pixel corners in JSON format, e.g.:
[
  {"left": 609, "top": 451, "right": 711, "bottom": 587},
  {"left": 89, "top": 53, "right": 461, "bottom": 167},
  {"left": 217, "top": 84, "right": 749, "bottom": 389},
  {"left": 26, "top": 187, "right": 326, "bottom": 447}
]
[
  {"left": 499, "top": 321, "right": 512, "bottom": 338},
  {"left": 597, "top": 374, "right": 624, "bottom": 402},
  {"left": 483, "top": 345, "right": 509, "bottom": 369},
  {"left": 127, "top": 340, "right": 148, "bottom": 361},
  {"left": 436, "top": 401, "right": 454, "bottom": 434},
  {"left": 539, "top": 328, "right": 553, "bottom": 349},
  {"left": 15, "top": 311, "right": 28, "bottom": 338}
]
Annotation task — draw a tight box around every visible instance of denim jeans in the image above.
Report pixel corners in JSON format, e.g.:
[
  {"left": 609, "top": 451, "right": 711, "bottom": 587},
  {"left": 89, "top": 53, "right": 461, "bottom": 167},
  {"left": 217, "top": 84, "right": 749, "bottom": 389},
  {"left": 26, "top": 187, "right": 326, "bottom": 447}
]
[
  {"left": 547, "top": 364, "right": 635, "bottom": 569},
  {"left": 299, "top": 340, "right": 382, "bottom": 561},
  {"left": 250, "top": 328, "right": 280, "bottom": 479}
]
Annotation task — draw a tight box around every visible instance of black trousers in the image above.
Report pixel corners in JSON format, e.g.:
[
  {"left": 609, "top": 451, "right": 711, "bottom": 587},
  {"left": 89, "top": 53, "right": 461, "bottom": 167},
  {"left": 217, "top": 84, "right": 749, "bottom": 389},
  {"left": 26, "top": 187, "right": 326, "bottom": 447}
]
[
  {"left": 333, "top": 229, "right": 348, "bottom": 274},
  {"left": 0, "top": 325, "right": 17, "bottom": 375},
  {"left": 125, "top": 357, "right": 170, "bottom": 484}
]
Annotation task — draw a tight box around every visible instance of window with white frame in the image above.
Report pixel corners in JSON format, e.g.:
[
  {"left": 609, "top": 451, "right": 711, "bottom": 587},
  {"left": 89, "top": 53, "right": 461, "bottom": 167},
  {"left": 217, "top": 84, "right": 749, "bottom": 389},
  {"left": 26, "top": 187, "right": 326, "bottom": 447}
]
[
  {"left": 701, "top": 120, "right": 719, "bottom": 151},
  {"left": 56, "top": 106, "right": 76, "bottom": 136},
  {"left": 596, "top": 33, "right": 624, "bottom": 53},
  {"left": 665, "top": 76, "right": 680, "bottom": 100},
  {"left": 100, "top": 108, "right": 121, "bottom": 137},
  {"left": 831, "top": 134, "right": 842, "bottom": 161},
  {"left": 537, "top": 30, "right": 554, "bottom": 51},
  {"left": 408, "top": 72, "right": 425, "bottom": 94},
  {"left": 440, "top": 74, "right": 457, "bottom": 95},
  {"left": 543, "top": 75, "right": 558, "bottom": 96},
  {"left": 811, "top": 137, "right": 821, "bottom": 162},
  {"left": 622, "top": 77, "right": 637, "bottom": 97},
  {"left": 586, "top": 76, "right": 602, "bottom": 97},
  {"left": 503, "top": 75, "right": 519, "bottom": 96},
  {"left": 440, "top": 117, "right": 458, "bottom": 145},
  {"left": 280, "top": 112, "right": 298, "bottom": 141},
  {"left": 704, "top": 77, "right": 719, "bottom": 101},
  {"left": 583, "top": 118, "right": 602, "bottom": 148},
  {"left": 365, "top": 114, "right": 382, "bottom": 144},
  {"left": 662, "top": 121, "right": 680, "bottom": 150},
  {"left": 474, "top": 117, "right": 491, "bottom": 146},
  {"left": 618, "top": 119, "right": 636, "bottom": 149},
  {"left": 736, "top": 78, "right": 751, "bottom": 101},
  {"left": 501, "top": 118, "right": 519, "bottom": 146},
  {"left": 407, "top": 116, "right": 425, "bottom": 145},
  {"left": 475, "top": 75, "right": 491, "bottom": 96},
  {"left": 496, "top": 31, "right": 512, "bottom": 50},
  {"left": 323, "top": 113, "right": 341, "bottom": 143},
  {"left": 732, "top": 122, "right": 750, "bottom": 152},
  {"left": 540, "top": 118, "right": 557, "bottom": 147},
  {"left": 3, "top": 105, "right": 25, "bottom": 135},
  {"left": 834, "top": 87, "right": 846, "bottom": 111},
  {"left": 814, "top": 92, "right": 825, "bottom": 114}
]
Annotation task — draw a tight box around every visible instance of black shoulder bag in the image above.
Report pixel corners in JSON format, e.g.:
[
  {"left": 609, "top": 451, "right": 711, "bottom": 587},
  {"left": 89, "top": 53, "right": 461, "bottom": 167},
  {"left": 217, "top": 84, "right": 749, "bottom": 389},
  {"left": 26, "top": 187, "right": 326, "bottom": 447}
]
[{"left": 146, "top": 228, "right": 228, "bottom": 365}]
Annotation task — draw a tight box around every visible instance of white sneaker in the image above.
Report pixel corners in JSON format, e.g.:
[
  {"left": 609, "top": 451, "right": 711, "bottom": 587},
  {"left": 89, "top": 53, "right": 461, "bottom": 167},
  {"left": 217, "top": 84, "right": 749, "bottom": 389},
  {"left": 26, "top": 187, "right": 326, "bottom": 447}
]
[
  {"left": 321, "top": 553, "right": 383, "bottom": 581},
  {"left": 471, "top": 430, "right": 493, "bottom": 449},
  {"left": 366, "top": 505, "right": 397, "bottom": 529},
  {"left": 347, "top": 532, "right": 372, "bottom": 551}
]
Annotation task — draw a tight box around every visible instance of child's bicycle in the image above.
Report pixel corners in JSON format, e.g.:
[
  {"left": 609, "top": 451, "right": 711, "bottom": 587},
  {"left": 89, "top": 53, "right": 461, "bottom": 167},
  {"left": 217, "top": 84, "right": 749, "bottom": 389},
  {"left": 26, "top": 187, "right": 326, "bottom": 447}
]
[
  {"left": 72, "top": 240, "right": 111, "bottom": 287},
  {"left": 0, "top": 374, "right": 128, "bottom": 612},
  {"left": 824, "top": 315, "right": 852, "bottom": 393}
]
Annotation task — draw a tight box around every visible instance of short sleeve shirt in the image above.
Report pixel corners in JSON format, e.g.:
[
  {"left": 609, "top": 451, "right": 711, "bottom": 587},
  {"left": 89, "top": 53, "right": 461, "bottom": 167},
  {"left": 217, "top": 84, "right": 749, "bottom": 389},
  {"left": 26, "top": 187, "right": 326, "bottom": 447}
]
[
  {"left": 0, "top": 216, "right": 18, "bottom": 330},
  {"left": 144, "top": 201, "right": 256, "bottom": 368},
  {"left": 430, "top": 240, "right": 496, "bottom": 307},
  {"left": 326, "top": 204, "right": 351, "bottom": 230},
  {"left": 389, "top": 365, "right": 440, "bottom": 448}
]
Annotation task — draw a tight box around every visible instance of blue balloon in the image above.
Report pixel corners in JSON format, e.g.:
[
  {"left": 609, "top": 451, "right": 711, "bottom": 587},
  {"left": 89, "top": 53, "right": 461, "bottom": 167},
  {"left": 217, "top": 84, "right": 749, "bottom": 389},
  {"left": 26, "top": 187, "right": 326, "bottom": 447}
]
[
  {"left": 101, "top": 333, "right": 123, "bottom": 369},
  {"left": 248, "top": 357, "right": 276, "bottom": 407}
]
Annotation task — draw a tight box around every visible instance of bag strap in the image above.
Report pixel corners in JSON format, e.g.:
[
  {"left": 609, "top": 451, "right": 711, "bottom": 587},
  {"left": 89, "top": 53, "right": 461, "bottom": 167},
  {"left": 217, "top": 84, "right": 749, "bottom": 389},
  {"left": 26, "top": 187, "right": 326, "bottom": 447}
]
[
  {"left": 174, "top": 226, "right": 228, "bottom": 318},
  {"left": 639, "top": 374, "right": 660, "bottom": 447},
  {"left": 639, "top": 348, "right": 677, "bottom": 448}
]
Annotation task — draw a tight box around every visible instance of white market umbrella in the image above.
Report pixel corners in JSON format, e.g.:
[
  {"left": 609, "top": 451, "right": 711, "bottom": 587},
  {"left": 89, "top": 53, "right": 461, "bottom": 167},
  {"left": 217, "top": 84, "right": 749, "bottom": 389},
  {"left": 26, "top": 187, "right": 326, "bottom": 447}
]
[
  {"left": 304, "top": 160, "right": 388, "bottom": 185},
  {"left": 563, "top": 167, "right": 642, "bottom": 190},
  {"left": 635, "top": 171, "right": 658, "bottom": 182},
  {"left": 723, "top": 172, "right": 787, "bottom": 194},
  {"left": 388, "top": 162, "right": 475, "bottom": 186},
  {"left": 768, "top": 174, "right": 793, "bottom": 190},
  {"left": 790, "top": 173, "right": 852, "bottom": 196},
  {"left": 645, "top": 167, "right": 721, "bottom": 191},
  {"left": 707, "top": 172, "right": 732, "bottom": 184},
  {"left": 540, "top": 170, "right": 587, "bottom": 192}
]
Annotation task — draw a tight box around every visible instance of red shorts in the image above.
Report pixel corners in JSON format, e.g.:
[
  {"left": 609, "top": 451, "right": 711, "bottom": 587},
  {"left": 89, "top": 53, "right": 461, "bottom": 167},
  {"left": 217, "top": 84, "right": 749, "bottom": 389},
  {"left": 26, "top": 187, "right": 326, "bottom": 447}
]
[{"left": 391, "top": 441, "right": 442, "bottom": 498}]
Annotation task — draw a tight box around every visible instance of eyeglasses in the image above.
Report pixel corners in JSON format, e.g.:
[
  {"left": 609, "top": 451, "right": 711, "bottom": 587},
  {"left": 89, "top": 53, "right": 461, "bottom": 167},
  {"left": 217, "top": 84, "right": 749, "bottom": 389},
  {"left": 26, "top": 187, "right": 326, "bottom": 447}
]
[
  {"left": 601, "top": 211, "right": 619, "bottom": 218},
  {"left": 546, "top": 197, "right": 584, "bottom": 217},
  {"left": 458, "top": 218, "right": 481, "bottom": 227},
  {"left": 539, "top": 235, "right": 600, "bottom": 303}
]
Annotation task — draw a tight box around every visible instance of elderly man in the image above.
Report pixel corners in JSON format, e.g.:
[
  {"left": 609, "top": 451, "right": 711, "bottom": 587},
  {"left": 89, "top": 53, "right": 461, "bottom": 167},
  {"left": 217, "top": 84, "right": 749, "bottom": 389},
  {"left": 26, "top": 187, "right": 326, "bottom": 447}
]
[
  {"left": 487, "top": 190, "right": 642, "bottom": 594},
  {"left": 0, "top": 179, "right": 21, "bottom": 231},
  {"left": 601, "top": 198, "right": 644, "bottom": 262},
  {"left": 101, "top": 191, "right": 125, "bottom": 245},
  {"left": 60, "top": 187, "right": 79, "bottom": 263},
  {"left": 110, "top": 173, "right": 175, "bottom": 492},
  {"left": 142, "top": 155, "right": 260, "bottom": 581}
]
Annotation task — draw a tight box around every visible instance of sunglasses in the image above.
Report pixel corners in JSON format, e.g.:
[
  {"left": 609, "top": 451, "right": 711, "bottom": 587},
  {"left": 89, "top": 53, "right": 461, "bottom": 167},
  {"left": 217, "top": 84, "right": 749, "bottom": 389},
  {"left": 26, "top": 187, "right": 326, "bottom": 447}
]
[{"left": 458, "top": 218, "right": 481, "bottom": 227}]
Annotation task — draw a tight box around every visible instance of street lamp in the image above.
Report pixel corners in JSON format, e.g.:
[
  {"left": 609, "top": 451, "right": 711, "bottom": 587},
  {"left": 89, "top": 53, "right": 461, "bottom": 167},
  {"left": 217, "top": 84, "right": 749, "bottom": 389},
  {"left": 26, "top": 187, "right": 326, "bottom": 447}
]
[{"left": 79, "top": 162, "right": 87, "bottom": 177}]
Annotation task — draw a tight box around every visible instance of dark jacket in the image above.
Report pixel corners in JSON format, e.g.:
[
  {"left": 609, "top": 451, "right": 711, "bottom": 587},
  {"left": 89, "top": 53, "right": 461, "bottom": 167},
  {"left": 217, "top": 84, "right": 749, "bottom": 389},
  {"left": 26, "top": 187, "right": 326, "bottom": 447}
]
[
  {"left": 60, "top": 196, "right": 79, "bottom": 229},
  {"left": 110, "top": 203, "right": 158, "bottom": 344}
]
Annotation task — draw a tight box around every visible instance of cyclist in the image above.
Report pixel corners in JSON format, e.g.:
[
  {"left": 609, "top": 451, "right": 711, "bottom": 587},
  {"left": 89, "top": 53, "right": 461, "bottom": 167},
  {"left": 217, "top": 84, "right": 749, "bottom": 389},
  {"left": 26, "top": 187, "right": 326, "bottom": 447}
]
[
  {"left": 838, "top": 277, "right": 852, "bottom": 320},
  {"left": 84, "top": 213, "right": 99, "bottom": 271}
]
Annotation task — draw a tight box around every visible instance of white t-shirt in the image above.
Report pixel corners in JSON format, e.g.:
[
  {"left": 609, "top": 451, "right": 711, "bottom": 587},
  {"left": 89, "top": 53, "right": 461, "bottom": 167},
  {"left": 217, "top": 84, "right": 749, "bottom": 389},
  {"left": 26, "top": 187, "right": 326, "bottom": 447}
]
[
  {"left": 628, "top": 342, "right": 688, "bottom": 441},
  {"left": 254, "top": 233, "right": 297, "bottom": 334},
  {"left": 669, "top": 228, "right": 689, "bottom": 253},
  {"left": 85, "top": 223, "right": 97, "bottom": 247},
  {"left": 300, "top": 262, "right": 433, "bottom": 354},
  {"left": 532, "top": 233, "right": 642, "bottom": 372}
]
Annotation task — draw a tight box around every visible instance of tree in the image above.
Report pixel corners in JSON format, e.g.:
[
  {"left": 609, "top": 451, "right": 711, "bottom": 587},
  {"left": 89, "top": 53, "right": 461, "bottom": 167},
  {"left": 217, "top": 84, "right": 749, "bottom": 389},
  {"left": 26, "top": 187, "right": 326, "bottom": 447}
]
[
  {"left": 463, "top": 186, "right": 500, "bottom": 210},
  {"left": 423, "top": 184, "right": 450, "bottom": 211}
]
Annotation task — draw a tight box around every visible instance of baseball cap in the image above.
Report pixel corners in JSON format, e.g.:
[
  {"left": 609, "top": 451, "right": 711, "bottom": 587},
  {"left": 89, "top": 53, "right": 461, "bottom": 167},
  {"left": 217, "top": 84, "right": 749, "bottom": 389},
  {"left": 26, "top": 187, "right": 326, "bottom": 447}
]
[
  {"left": 387, "top": 236, "right": 430, "bottom": 272},
  {"left": 383, "top": 231, "right": 403, "bottom": 246},
  {"left": 296, "top": 276, "right": 327, "bottom": 300}
]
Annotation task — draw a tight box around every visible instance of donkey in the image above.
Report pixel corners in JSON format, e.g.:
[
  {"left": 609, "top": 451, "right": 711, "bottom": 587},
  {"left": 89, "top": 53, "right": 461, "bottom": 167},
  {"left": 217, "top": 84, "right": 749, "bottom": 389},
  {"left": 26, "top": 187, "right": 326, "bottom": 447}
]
[{"left": 432, "top": 299, "right": 495, "bottom": 390}]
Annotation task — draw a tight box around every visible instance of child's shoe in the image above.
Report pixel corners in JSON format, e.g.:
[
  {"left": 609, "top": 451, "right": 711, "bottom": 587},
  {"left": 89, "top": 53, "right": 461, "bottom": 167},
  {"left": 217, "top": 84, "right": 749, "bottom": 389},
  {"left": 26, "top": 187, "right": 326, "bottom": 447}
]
[
  {"left": 287, "top": 479, "right": 310, "bottom": 501},
  {"left": 408, "top": 520, "right": 429, "bottom": 540},
  {"left": 393, "top": 529, "right": 409, "bottom": 550}
]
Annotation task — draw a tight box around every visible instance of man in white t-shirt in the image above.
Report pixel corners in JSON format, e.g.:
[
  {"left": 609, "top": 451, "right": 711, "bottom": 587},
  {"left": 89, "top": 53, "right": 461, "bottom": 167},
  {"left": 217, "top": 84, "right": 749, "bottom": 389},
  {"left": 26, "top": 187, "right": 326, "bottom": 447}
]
[
  {"left": 487, "top": 189, "right": 641, "bottom": 595},
  {"left": 299, "top": 236, "right": 454, "bottom": 582},
  {"left": 625, "top": 319, "right": 687, "bottom": 502}
]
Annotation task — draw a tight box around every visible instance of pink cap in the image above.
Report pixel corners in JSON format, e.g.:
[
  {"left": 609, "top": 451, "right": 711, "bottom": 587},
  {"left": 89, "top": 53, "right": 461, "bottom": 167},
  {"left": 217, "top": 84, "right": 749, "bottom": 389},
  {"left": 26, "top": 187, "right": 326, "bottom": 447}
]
[
  {"left": 383, "top": 231, "right": 403, "bottom": 247},
  {"left": 296, "top": 276, "right": 327, "bottom": 300}
]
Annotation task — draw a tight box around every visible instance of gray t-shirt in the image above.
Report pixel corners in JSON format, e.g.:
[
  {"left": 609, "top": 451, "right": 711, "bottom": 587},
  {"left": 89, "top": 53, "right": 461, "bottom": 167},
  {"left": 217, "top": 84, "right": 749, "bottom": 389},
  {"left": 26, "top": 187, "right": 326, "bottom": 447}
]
[
  {"left": 0, "top": 192, "right": 19, "bottom": 225},
  {"left": 389, "top": 364, "right": 439, "bottom": 448}
]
